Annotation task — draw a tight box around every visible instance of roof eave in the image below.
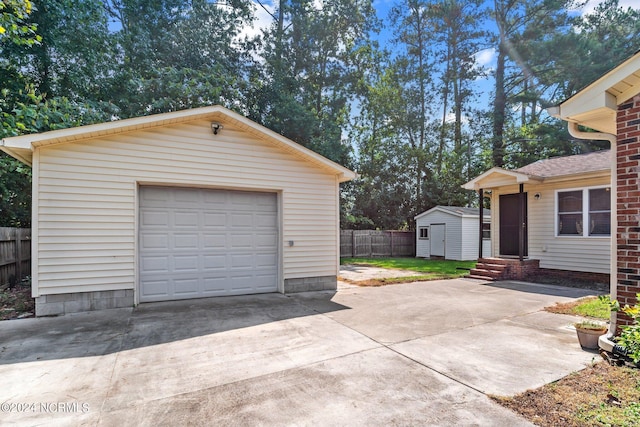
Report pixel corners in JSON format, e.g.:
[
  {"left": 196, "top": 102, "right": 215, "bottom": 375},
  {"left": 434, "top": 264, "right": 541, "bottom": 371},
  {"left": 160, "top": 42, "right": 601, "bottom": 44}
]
[
  {"left": 0, "top": 146, "right": 32, "bottom": 166},
  {"left": 462, "top": 167, "right": 541, "bottom": 191},
  {"left": 548, "top": 51, "right": 640, "bottom": 133},
  {"left": 0, "top": 106, "right": 357, "bottom": 180}
]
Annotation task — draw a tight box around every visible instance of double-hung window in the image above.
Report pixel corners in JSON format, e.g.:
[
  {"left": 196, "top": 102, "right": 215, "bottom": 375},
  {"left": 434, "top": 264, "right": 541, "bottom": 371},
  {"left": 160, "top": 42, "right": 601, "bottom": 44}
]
[{"left": 557, "top": 187, "right": 610, "bottom": 237}]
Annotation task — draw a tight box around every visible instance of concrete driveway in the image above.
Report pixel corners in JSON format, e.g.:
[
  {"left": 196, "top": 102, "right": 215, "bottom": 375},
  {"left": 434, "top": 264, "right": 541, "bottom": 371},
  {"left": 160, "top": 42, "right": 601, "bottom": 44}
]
[{"left": 0, "top": 277, "right": 598, "bottom": 426}]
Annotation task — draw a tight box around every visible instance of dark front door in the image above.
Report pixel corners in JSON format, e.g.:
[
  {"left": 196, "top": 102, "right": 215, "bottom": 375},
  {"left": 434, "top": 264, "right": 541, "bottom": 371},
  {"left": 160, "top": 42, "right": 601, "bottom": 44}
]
[{"left": 499, "top": 193, "right": 528, "bottom": 257}]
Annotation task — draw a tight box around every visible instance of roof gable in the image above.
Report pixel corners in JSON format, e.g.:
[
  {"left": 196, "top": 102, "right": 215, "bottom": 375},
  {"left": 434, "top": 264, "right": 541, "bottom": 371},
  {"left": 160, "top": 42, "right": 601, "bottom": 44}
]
[
  {"left": 462, "top": 167, "right": 541, "bottom": 191},
  {"left": 464, "top": 150, "right": 611, "bottom": 190},
  {"left": 0, "top": 106, "right": 356, "bottom": 182},
  {"left": 549, "top": 50, "right": 640, "bottom": 133}
]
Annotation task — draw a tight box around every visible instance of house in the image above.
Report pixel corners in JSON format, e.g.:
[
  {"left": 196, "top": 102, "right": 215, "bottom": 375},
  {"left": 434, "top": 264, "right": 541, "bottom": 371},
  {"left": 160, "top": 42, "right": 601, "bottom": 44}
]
[
  {"left": 414, "top": 206, "right": 491, "bottom": 261},
  {"left": 547, "top": 50, "right": 640, "bottom": 332},
  {"left": 463, "top": 150, "right": 611, "bottom": 282},
  {"left": 0, "top": 106, "right": 356, "bottom": 316}
]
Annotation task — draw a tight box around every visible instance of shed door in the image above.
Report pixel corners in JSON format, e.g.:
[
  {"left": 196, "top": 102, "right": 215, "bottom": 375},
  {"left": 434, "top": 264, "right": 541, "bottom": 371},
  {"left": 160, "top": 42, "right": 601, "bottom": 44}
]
[
  {"left": 138, "top": 186, "right": 278, "bottom": 303},
  {"left": 430, "top": 224, "right": 446, "bottom": 257}
]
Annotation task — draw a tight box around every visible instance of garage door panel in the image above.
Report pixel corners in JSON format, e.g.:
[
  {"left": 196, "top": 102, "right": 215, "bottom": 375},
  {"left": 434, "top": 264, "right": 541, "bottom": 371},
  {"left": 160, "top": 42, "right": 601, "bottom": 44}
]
[
  {"left": 231, "top": 213, "right": 253, "bottom": 227},
  {"left": 202, "top": 276, "right": 227, "bottom": 291},
  {"left": 203, "top": 234, "right": 226, "bottom": 249},
  {"left": 203, "top": 212, "right": 226, "bottom": 227},
  {"left": 256, "top": 253, "right": 278, "bottom": 267},
  {"left": 173, "top": 278, "right": 199, "bottom": 295},
  {"left": 174, "top": 188, "right": 200, "bottom": 203},
  {"left": 174, "top": 211, "right": 199, "bottom": 227},
  {"left": 203, "top": 255, "right": 227, "bottom": 269},
  {"left": 141, "top": 279, "right": 170, "bottom": 298},
  {"left": 139, "top": 187, "right": 278, "bottom": 303},
  {"left": 202, "top": 192, "right": 227, "bottom": 204},
  {"left": 231, "top": 234, "right": 253, "bottom": 248},
  {"left": 230, "top": 254, "right": 254, "bottom": 269},
  {"left": 256, "top": 213, "right": 277, "bottom": 227},
  {"left": 140, "top": 234, "right": 169, "bottom": 250},
  {"left": 173, "top": 255, "right": 199, "bottom": 271},
  {"left": 255, "top": 233, "right": 278, "bottom": 248},
  {"left": 173, "top": 234, "right": 199, "bottom": 249},
  {"left": 141, "top": 211, "right": 170, "bottom": 227},
  {"left": 141, "top": 256, "right": 170, "bottom": 273}
]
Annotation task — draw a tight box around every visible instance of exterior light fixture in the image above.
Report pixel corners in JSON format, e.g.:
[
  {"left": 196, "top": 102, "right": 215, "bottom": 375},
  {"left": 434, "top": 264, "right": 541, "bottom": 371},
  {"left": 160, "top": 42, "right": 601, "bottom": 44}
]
[{"left": 211, "top": 122, "right": 223, "bottom": 135}]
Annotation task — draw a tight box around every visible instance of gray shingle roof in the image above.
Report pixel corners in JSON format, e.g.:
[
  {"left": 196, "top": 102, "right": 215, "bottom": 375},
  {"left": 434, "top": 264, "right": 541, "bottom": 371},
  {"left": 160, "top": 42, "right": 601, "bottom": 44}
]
[
  {"left": 436, "top": 206, "right": 491, "bottom": 216},
  {"left": 515, "top": 150, "right": 610, "bottom": 178}
]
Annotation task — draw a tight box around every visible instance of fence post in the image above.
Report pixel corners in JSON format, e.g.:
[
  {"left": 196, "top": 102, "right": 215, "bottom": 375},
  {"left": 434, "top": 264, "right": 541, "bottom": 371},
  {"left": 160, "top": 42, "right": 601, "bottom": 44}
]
[
  {"left": 351, "top": 231, "right": 355, "bottom": 257},
  {"left": 14, "top": 229, "right": 22, "bottom": 281},
  {"left": 390, "top": 231, "right": 395, "bottom": 257}
]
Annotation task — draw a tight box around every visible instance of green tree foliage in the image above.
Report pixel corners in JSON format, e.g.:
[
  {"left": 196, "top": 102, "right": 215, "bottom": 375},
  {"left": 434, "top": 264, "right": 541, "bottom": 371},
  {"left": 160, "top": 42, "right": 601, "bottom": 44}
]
[
  {"left": 247, "top": 0, "right": 379, "bottom": 166},
  {"left": 105, "top": 0, "right": 253, "bottom": 117},
  {"left": 1, "top": 0, "right": 639, "bottom": 231}
]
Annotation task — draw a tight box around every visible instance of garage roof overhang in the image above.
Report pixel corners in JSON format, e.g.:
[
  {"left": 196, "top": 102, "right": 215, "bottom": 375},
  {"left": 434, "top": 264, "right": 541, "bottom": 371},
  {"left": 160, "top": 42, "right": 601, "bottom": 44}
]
[
  {"left": 462, "top": 167, "right": 542, "bottom": 191},
  {"left": 0, "top": 105, "right": 357, "bottom": 182},
  {"left": 547, "top": 51, "right": 640, "bottom": 133}
]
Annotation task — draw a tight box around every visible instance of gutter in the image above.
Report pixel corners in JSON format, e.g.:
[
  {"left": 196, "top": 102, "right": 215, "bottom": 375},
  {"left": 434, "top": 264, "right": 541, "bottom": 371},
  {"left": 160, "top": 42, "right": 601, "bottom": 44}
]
[{"left": 565, "top": 122, "right": 618, "bottom": 352}]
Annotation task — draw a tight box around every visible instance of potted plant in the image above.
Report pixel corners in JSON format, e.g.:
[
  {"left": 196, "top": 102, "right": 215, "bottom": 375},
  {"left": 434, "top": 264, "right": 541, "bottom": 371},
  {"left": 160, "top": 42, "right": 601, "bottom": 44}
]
[{"left": 574, "top": 321, "right": 608, "bottom": 350}]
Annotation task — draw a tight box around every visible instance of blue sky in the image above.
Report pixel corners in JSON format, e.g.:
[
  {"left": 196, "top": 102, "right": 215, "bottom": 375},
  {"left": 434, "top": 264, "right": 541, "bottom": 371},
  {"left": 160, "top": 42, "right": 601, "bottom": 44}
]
[{"left": 245, "top": 0, "right": 639, "bottom": 107}]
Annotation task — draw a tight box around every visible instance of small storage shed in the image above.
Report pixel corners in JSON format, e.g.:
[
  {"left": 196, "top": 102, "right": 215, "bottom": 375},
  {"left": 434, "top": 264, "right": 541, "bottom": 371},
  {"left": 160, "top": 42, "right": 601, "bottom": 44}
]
[
  {"left": 0, "top": 106, "right": 356, "bottom": 316},
  {"left": 415, "top": 206, "right": 491, "bottom": 261}
]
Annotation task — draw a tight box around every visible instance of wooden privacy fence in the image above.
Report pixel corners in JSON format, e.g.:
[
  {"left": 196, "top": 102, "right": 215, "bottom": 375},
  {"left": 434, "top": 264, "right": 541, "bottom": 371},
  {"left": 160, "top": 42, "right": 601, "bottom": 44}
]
[
  {"left": 341, "top": 230, "right": 415, "bottom": 258},
  {"left": 0, "top": 228, "right": 31, "bottom": 287}
]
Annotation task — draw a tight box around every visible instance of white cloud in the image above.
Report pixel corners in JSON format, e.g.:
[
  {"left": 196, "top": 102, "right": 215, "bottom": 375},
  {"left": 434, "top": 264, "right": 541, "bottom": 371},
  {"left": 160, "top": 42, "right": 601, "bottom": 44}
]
[
  {"left": 578, "top": 0, "right": 639, "bottom": 16},
  {"left": 474, "top": 48, "right": 496, "bottom": 67},
  {"left": 239, "top": 0, "right": 276, "bottom": 41},
  {"left": 444, "top": 112, "right": 470, "bottom": 125},
  {"left": 472, "top": 48, "right": 496, "bottom": 80}
]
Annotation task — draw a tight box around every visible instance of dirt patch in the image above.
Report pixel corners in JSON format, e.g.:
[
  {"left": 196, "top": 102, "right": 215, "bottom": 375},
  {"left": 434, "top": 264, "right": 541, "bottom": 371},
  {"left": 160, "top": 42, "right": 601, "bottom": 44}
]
[
  {"left": 338, "top": 275, "right": 447, "bottom": 287},
  {"left": 493, "top": 362, "right": 640, "bottom": 426},
  {"left": 0, "top": 279, "right": 35, "bottom": 320}
]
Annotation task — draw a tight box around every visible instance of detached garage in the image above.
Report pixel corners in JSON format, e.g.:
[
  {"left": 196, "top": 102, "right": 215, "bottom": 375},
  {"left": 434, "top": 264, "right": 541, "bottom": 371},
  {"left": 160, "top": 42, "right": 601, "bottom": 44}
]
[
  {"left": 0, "top": 106, "right": 355, "bottom": 316},
  {"left": 415, "top": 206, "right": 491, "bottom": 261}
]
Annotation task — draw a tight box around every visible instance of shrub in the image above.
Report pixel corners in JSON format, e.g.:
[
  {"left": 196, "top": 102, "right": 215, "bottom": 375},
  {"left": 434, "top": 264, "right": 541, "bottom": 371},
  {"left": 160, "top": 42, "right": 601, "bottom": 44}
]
[{"left": 603, "top": 294, "right": 640, "bottom": 364}]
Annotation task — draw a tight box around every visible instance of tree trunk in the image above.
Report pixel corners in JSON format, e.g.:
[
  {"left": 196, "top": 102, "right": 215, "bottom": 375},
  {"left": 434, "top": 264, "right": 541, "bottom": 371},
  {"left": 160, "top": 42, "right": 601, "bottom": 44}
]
[{"left": 492, "top": 41, "right": 506, "bottom": 167}]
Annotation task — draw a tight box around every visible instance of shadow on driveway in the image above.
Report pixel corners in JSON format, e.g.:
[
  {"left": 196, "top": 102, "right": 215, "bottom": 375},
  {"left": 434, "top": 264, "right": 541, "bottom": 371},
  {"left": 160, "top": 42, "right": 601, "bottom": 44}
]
[
  {"left": 0, "top": 292, "right": 348, "bottom": 365},
  {"left": 474, "top": 279, "right": 606, "bottom": 298}
]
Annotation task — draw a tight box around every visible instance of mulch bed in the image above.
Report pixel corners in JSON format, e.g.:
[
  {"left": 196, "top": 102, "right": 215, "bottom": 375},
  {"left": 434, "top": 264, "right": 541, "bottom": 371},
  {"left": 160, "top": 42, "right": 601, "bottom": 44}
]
[
  {"left": 0, "top": 280, "right": 35, "bottom": 320},
  {"left": 493, "top": 362, "right": 640, "bottom": 426}
]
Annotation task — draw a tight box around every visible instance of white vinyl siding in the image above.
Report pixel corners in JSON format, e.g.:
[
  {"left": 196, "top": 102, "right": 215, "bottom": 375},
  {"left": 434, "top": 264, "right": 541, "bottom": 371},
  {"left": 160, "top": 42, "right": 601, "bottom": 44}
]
[
  {"left": 491, "top": 175, "right": 610, "bottom": 274},
  {"left": 33, "top": 119, "right": 339, "bottom": 296},
  {"left": 415, "top": 208, "right": 490, "bottom": 261}
]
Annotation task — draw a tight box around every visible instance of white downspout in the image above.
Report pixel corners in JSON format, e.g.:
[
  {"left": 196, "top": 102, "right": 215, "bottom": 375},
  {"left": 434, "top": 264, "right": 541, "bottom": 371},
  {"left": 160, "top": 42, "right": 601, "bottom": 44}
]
[{"left": 567, "top": 122, "right": 617, "bottom": 338}]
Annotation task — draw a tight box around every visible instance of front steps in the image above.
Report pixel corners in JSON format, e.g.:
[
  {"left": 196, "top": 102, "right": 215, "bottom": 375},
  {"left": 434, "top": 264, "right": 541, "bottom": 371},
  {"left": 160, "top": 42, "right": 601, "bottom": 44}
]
[{"left": 467, "top": 258, "right": 540, "bottom": 281}]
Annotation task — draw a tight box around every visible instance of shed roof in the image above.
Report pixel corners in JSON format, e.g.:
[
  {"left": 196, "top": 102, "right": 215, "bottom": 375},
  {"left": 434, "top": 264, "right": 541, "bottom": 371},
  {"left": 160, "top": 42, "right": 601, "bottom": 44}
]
[
  {"left": 415, "top": 205, "right": 491, "bottom": 220},
  {"left": 463, "top": 150, "right": 610, "bottom": 191},
  {"left": 0, "top": 105, "right": 356, "bottom": 182}
]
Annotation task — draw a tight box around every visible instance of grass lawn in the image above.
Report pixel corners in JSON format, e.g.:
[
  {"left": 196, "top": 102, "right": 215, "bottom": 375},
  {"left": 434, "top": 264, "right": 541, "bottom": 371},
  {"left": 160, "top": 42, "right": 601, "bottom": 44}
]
[
  {"left": 340, "top": 257, "right": 476, "bottom": 285},
  {"left": 545, "top": 296, "right": 610, "bottom": 320}
]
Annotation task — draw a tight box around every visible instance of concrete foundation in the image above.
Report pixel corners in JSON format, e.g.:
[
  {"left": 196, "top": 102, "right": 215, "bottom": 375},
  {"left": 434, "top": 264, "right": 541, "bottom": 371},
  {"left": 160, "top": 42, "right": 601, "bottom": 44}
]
[
  {"left": 35, "top": 290, "right": 134, "bottom": 316},
  {"left": 284, "top": 275, "right": 337, "bottom": 293}
]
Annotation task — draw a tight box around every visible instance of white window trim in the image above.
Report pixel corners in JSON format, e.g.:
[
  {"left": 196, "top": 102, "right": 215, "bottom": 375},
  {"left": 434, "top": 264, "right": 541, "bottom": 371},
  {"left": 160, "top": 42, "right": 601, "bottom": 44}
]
[
  {"left": 555, "top": 185, "right": 610, "bottom": 238},
  {"left": 419, "top": 226, "right": 429, "bottom": 240},
  {"left": 482, "top": 222, "right": 491, "bottom": 240}
]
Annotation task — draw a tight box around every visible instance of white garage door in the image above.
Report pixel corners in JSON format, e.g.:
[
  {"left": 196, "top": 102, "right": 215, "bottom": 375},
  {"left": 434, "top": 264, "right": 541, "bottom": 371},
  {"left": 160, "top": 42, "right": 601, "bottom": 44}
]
[{"left": 138, "top": 186, "right": 278, "bottom": 302}]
